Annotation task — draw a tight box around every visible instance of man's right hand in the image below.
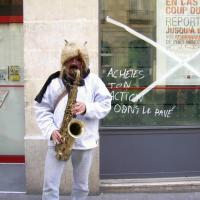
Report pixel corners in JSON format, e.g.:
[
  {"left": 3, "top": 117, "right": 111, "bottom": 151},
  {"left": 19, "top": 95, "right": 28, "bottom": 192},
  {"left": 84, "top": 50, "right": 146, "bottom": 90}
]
[{"left": 51, "top": 130, "right": 62, "bottom": 144}]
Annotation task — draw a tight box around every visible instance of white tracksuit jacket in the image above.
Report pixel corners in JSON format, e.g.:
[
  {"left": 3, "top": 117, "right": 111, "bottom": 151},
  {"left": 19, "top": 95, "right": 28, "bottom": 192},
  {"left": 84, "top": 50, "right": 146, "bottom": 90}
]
[{"left": 34, "top": 72, "right": 112, "bottom": 149}]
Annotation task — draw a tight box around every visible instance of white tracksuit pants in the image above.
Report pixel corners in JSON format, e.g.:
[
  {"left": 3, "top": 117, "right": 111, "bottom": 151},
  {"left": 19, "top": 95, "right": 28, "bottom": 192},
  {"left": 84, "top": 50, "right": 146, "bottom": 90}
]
[{"left": 42, "top": 146, "right": 93, "bottom": 200}]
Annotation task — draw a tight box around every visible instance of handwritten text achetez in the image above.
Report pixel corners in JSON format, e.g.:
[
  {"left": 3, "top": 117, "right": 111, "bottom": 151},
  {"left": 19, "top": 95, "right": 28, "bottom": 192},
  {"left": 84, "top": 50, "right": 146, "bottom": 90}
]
[{"left": 107, "top": 67, "right": 145, "bottom": 80}]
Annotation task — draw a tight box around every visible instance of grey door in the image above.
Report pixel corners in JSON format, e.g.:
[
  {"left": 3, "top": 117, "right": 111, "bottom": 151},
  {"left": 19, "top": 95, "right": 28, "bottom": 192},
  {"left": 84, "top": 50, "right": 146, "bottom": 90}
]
[{"left": 100, "top": 128, "right": 200, "bottom": 179}]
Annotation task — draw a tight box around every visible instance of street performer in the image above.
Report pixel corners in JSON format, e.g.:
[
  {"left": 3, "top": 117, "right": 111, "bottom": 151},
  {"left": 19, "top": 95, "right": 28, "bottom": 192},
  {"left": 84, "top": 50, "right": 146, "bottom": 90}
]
[{"left": 34, "top": 41, "right": 112, "bottom": 200}]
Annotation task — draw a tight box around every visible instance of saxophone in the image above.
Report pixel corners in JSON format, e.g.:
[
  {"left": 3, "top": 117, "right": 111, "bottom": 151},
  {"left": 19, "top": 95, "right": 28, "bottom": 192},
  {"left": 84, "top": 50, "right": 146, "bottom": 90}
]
[{"left": 55, "top": 69, "right": 84, "bottom": 161}]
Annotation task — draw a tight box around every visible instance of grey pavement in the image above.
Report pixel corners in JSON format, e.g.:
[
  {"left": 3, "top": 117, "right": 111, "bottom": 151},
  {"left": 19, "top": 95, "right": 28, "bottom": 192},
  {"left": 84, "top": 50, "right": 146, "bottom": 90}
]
[
  {"left": 1, "top": 164, "right": 200, "bottom": 199},
  {"left": 1, "top": 192, "right": 200, "bottom": 200},
  {"left": 0, "top": 164, "right": 26, "bottom": 192}
]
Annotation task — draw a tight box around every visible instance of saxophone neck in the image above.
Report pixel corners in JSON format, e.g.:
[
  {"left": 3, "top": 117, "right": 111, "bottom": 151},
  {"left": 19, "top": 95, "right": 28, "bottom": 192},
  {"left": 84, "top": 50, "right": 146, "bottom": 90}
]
[{"left": 73, "top": 69, "right": 81, "bottom": 86}]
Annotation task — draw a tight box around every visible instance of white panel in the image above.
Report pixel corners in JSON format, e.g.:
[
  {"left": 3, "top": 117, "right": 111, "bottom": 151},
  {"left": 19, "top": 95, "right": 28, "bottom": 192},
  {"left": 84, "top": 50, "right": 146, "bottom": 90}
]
[
  {"left": 0, "top": 24, "right": 24, "bottom": 155},
  {"left": 156, "top": 0, "right": 200, "bottom": 85}
]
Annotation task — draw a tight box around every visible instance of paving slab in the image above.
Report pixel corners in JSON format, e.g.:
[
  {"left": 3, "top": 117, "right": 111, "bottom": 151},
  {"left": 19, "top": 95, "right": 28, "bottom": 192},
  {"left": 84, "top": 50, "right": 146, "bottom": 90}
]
[{"left": 1, "top": 192, "right": 200, "bottom": 200}]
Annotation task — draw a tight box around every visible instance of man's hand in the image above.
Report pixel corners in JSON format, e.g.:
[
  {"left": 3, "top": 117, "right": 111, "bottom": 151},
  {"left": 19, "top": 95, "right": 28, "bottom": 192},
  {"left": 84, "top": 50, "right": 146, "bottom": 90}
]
[
  {"left": 72, "top": 101, "right": 86, "bottom": 115},
  {"left": 51, "top": 130, "right": 62, "bottom": 144}
]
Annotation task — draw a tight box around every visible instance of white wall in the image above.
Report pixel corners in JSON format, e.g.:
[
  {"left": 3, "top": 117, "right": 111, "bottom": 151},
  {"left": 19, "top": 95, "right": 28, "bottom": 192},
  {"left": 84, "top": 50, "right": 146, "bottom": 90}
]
[{"left": 24, "top": 0, "right": 99, "bottom": 194}]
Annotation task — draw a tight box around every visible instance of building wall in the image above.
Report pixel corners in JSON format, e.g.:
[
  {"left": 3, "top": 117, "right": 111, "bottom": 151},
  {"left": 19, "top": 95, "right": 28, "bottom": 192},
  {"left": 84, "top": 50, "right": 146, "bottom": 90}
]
[{"left": 24, "top": 0, "right": 99, "bottom": 194}]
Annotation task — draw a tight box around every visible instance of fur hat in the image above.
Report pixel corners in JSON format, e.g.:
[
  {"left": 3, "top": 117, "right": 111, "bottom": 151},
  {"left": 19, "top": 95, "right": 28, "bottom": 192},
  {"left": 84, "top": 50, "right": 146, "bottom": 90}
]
[{"left": 60, "top": 41, "right": 89, "bottom": 70}]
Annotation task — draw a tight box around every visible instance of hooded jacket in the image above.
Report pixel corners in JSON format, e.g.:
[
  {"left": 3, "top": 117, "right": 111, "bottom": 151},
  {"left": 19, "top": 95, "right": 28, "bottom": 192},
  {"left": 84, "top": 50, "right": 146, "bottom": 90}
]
[{"left": 34, "top": 42, "right": 112, "bottom": 149}]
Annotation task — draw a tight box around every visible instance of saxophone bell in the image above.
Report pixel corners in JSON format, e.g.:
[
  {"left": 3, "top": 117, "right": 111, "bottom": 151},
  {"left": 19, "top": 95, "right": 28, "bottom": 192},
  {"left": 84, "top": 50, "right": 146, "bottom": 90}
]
[{"left": 68, "top": 118, "right": 84, "bottom": 139}]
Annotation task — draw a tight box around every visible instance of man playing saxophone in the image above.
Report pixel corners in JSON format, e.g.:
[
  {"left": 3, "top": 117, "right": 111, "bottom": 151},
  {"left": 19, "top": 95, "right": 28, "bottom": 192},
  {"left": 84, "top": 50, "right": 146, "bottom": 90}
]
[{"left": 34, "top": 41, "right": 112, "bottom": 200}]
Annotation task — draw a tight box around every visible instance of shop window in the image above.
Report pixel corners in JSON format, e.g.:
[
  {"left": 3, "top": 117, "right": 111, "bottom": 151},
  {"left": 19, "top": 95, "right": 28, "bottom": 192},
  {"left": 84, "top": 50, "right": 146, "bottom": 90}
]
[
  {"left": 100, "top": 0, "right": 200, "bottom": 127},
  {"left": 0, "top": 0, "right": 24, "bottom": 157}
]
